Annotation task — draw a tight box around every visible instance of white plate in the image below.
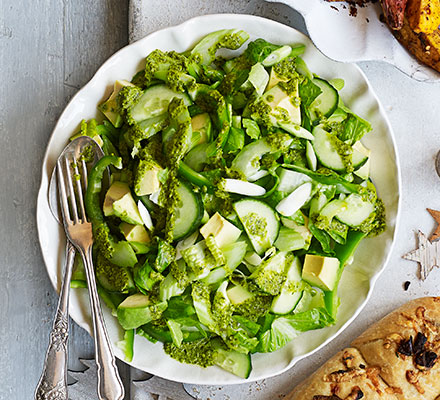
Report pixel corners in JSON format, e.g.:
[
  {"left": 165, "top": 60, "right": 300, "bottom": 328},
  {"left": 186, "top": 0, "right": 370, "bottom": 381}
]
[
  {"left": 36, "top": 14, "right": 400, "bottom": 385},
  {"left": 266, "top": 0, "right": 440, "bottom": 82}
]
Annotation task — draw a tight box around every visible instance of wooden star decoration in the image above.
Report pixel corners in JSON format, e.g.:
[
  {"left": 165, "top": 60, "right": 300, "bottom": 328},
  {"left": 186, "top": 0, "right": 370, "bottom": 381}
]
[
  {"left": 427, "top": 208, "right": 440, "bottom": 241},
  {"left": 403, "top": 230, "right": 440, "bottom": 280}
]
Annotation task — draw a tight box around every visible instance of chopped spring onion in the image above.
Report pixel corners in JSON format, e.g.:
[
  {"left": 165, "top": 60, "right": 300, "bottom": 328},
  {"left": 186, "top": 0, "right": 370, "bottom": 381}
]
[
  {"left": 223, "top": 179, "right": 266, "bottom": 196},
  {"left": 138, "top": 200, "right": 153, "bottom": 230},
  {"left": 276, "top": 182, "right": 312, "bottom": 217}
]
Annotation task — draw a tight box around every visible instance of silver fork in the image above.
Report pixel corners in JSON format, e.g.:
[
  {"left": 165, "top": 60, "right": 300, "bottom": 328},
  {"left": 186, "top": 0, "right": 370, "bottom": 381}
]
[{"left": 56, "top": 145, "right": 125, "bottom": 400}]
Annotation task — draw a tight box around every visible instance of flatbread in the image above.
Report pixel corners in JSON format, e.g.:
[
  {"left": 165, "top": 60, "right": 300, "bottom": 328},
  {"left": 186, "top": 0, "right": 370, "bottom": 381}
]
[{"left": 286, "top": 297, "right": 440, "bottom": 400}]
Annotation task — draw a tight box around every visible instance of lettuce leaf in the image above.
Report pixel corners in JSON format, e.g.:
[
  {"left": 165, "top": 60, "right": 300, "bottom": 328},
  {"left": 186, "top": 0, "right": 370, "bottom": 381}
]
[
  {"left": 308, "top": 223, "right": 334, "bottom": 255},
  {"left": 299, "top": 78, "right": 322, "bottom": 109},
  {"left": 224, "top": 126, "right": 245, "bottom": 154},
  {"left": 257, "top": 308, "right": 334, "bottom": 353},
  {"left": 242, "top": 118, "right": 261, "bottom": 140},
  {"left": 244, "top": 39, "right": 281, "bottom": 64},
  {"left": 338, "top": 111, "right": 372, "bottom": 145}
]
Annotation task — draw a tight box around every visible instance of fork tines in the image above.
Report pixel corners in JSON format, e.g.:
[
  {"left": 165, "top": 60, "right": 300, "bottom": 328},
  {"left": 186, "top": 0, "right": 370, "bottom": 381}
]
[{"left": 57, "top": 153, "right": 89, "bottom": 224}]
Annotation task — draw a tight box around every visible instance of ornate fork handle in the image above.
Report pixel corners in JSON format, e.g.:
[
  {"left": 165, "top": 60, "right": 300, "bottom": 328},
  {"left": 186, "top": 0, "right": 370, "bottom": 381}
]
[{"left": 35, "top": 242, "right": 76, "bottom": 400}]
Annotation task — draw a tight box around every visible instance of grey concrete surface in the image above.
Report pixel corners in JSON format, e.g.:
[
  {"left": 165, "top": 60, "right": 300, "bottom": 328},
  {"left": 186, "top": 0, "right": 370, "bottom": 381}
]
[{"left": 0, "top": 0, "right": 128, "bottom": 397}]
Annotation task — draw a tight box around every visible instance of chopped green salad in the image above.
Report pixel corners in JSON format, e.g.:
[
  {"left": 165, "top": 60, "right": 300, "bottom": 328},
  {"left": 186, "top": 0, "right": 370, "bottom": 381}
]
[{"left": 70, "top": 29, "right": 386, "bottom": 379}]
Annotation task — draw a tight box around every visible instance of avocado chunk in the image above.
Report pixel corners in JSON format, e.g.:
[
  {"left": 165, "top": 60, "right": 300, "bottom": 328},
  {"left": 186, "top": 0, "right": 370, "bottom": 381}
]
[
  {"left": 200, "top": 212, "right": 241, "bottom": 248},
  {"left": 266, "top": 67, "right": 288, "bottom": 91},
  {"left": 116, "top": 293, "right": 167, "bottom": 329},
  {"left": 302, "top": 254, "right": 339, "bottom": 291},
  {"left": 134, "top": 159, "right": 162, "bottom": 196},
  {"left": 261, "top": 83, "right": 301, "bottom": 126},
  {"left": 191, "top": 113, "right": 212, "bottom": 145},
  {"left": 120, "top": 223, "right": 151, "bottom": 244},
  {"left": 226, "top": 285, "right": 253, "bottom": 305},
  {"left": 99, "top": 80, "right": 135, "bottom": 127},
  {"left": 103, "top": 181, "right": 143, "bottom": 225},
  {"left": 103, "top": 181, "right": 131, "bottom": 216},
  {"left": 113, "top": 193, "right": 144, "bottom": 225}
]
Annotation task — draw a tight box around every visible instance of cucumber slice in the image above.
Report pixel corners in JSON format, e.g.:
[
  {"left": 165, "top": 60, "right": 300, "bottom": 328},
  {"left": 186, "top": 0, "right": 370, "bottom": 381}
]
[
  {"left": 293, "top": 288, "right": 325, "bottom": 314},
  {"left": 136, "top": 114, "right": 169, "bottom": 138},
  {"left": 172, "top": 180, "right": 204, "bottom": 241},
  {"left": 110, "top": 241, "right": 138, "bottom": 267},
  {"left": 96, "top": 259, "right": 134, "bottom": 294},
  {"left": 234, "top": 199, "right": 280, "bottom": 255},
  {"left": 309, "top": 78, "right": 339, "bottom": 121},
  {"left": 212, "top": 339, "right": 252, "bottom": 379},
  {"left": 130, "top": 84, "right": 191, "bottom": 123},
  {"left": 271, "top": 256, "right": 303, "bottom": 314},
  {"left": 251, "top": 251, "right": 288, "bottom": 294},
  {"left": 354, "top": 159, "right": 370, "bottom": 180},
  {"left": 352, "top": 141, "right": 370, "bottom": 170},
  {"left": 336, "top": 193, "right": 375, "bottom": 227},
  {"left": 278, "top": 123, "right": 314, "bottom": 140},
  {"left": 221, "top": 241, "right": 247, "bottom": 270},
  {"left": 231, "top": 139, "right": 272, "bottom": 179},
  {"left": 184, "top": 143, "right": 209, "bottom": 172},
  {"left": 191, "top": 113, "right": 212, "bottom": 143},
  {"left": 320, "top": 199, "right": 347, "bottom": 220},
  {"left": 352, "top": 150, "right": 368, "bottom": 170},
  {"left": 312, "top": 125, "right": 345, "bottom": 172}
]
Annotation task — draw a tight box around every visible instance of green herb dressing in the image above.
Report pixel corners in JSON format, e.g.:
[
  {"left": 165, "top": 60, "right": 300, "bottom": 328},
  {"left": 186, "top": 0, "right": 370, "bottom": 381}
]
[{"left": 164, "top": 339, "right": 215, "bottom": 367}]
